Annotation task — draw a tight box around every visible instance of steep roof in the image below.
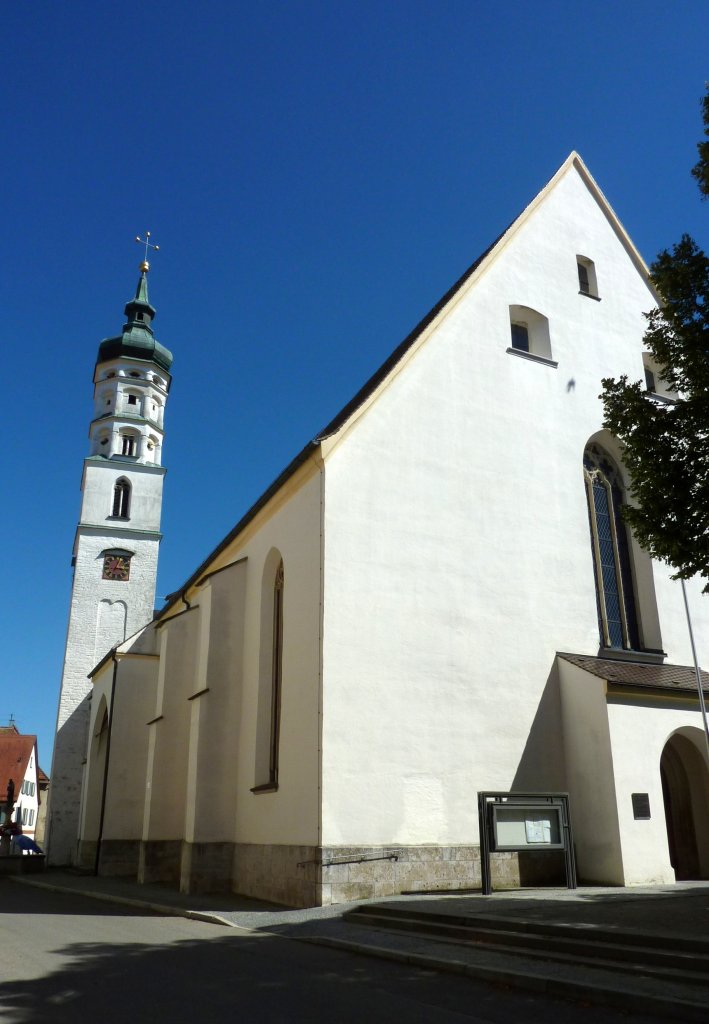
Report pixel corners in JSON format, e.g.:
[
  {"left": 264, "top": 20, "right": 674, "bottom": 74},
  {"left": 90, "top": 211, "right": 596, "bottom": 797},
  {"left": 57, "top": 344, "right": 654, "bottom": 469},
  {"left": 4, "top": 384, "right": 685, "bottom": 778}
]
[
  {"left": 0, "top": 733, "right": 36, "bottom": 797},
  {"left": 157, "top": 152, "right": 654, "bottom": 619}
]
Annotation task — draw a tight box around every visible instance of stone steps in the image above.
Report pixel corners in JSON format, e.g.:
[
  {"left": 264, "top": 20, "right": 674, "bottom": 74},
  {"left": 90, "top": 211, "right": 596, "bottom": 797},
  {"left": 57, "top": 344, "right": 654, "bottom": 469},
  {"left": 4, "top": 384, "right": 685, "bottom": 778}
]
[{"left": 344, "top": 905, "right": 709, "bottom": 986}]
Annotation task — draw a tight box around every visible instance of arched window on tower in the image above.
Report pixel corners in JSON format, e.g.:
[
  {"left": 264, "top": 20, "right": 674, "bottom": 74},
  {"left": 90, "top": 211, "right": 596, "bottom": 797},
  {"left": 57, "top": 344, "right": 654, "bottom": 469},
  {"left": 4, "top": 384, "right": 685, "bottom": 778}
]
[
  {"left": 112, "top": 478, "right": 131, "bottom": 519},
  {"left": 583, "top": 445, "right": 639, "bottom": 650}
]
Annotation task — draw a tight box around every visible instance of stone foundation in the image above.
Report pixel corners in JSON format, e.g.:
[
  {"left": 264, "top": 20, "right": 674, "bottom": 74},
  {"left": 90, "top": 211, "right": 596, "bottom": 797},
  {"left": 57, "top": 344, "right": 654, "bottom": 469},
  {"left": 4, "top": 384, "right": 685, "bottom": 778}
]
[
  {"left": 138, "top": 840, "right": 182, "bottom": 885},
  {"left": 232, "top": 843, "right": 321, "bottom": 907},
  {"left": 96, "top": 839, "right": 141, "bottom": 877},
  {"left": 89, "top": 840, "right": 566, "bottom": 907},
  {"left": 180, "top": 842, "right": 235, "bottom": 894},
  {"left": 233, "top": 843, "right": 566, "bottom": 907}
]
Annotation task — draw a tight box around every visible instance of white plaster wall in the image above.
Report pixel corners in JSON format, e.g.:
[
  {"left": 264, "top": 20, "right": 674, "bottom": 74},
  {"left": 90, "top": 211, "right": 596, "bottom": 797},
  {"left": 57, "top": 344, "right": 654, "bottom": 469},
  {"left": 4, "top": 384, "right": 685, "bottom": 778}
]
[
  {"left": 558, "top": 661, "right": 624, "bottom": 882},
  {"left": 104, "top": 658, "right": 159, "bottom": 841},
  {"left": 78, "top": 624, "right": 158, "bottom": 843},
  {"left": 185, "top": 561, "right": 247, "bottom": 843},
  {"left": 605, "top": 698, "right": 706, "bottom": 884},
  {"left": 319, "top": 163, "right": 705, "bottom": 849},
  {"left": 50, "top": 527, "right": 160, "bottom": 864},
  {"left": 134, "top": 469, "right": 321, "bottom": 849},
  {"left": 143, "top": 610, "right": 199, "bottom": 839},
  {"left": 81, "top": 462, "right": 165, "bottom": 532},
  {"left": 198, "top": 468, "right": 323, "bottom": 847}
]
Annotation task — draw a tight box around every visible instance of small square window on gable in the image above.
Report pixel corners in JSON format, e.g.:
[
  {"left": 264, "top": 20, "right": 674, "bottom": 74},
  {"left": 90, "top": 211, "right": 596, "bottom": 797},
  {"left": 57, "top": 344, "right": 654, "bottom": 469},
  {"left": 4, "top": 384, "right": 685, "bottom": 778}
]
[
  {"left": 577, "top": 255, "right": 599, "bottom": 299},
  {"left": 507, "top": 305, "right": 555, "bottom": 365},
  {"left": 643, "top": 352, "right": 677, "bottom": 401}
]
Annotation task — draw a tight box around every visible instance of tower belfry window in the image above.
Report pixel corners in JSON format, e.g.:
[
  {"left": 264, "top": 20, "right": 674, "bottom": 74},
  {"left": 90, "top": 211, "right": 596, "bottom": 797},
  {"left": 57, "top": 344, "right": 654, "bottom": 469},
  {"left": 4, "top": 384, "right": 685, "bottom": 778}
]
[
  {"left": 112, "top": 478, "right": 131, "bottom": 519},
  {"left": 121, "top": 435, "right": 137, "bottom": 457}
]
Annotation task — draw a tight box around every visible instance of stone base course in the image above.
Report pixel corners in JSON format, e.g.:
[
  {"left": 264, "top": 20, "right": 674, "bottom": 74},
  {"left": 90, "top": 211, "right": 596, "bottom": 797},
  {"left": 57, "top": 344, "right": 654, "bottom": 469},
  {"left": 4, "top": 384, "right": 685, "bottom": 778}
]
[{"left": 91, "top": 839, "right": 565, "bottom": 906}]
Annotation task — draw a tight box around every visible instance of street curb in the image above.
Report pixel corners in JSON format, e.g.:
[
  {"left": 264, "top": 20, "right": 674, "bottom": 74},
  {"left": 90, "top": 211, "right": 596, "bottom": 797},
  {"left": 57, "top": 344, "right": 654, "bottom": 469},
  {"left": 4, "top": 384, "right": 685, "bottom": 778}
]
[
  {"left": 11, "top": 875, "right": 237, "bottom": 929},
  {"left": 11, "top": 876, "right": 708, "bottom": 1021}
]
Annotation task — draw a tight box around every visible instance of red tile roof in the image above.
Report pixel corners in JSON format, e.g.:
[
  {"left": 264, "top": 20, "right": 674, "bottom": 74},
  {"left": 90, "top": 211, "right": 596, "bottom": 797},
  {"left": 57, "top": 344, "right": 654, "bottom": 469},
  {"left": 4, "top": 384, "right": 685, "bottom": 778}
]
[{"left": 0, "top": 734, "right": 36, "bottom": 800}]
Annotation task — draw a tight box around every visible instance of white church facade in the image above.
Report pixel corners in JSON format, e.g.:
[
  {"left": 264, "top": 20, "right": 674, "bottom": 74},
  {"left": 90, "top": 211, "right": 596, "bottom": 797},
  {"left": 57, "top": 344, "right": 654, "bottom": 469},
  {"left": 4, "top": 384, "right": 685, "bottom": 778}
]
[{"left": 70, "top": 154, "right": 709, "bottom": 906}]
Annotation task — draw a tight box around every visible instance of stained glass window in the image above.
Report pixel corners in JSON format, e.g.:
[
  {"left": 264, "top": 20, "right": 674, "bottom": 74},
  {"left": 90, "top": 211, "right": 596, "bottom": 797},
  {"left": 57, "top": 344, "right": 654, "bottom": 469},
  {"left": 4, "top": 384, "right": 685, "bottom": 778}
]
[{"left": 584, "top": 445, "right": 639, "bottom": 650}]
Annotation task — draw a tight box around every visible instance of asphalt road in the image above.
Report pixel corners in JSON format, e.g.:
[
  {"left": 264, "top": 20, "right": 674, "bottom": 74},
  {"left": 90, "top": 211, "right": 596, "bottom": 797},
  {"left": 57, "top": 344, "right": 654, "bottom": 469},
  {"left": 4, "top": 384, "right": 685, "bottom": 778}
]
[{"left": 0, "top": 880, "right": 666, "bottom": 1024}]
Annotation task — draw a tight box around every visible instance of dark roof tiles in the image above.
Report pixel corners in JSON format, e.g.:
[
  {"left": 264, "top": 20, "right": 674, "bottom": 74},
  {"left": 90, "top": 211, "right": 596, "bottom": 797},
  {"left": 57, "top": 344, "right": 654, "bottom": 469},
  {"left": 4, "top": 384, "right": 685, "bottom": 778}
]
[{"left": 558, "top": 653, "right": 709, "bottom": 693}]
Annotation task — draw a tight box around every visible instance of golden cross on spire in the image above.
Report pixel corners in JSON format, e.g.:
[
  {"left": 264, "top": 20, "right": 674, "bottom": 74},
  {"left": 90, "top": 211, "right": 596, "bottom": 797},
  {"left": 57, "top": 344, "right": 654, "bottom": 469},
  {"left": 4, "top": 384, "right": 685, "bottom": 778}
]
[{"left": 135, "top": 231, "right": 160, "bottom": 272}]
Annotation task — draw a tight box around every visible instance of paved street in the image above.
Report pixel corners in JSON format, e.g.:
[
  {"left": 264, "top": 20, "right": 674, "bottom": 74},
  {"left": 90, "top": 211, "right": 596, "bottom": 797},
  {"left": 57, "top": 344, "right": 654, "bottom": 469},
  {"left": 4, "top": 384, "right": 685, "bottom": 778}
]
[{"left": 0, "top": 880, "right": 668, "bottom": 1023}]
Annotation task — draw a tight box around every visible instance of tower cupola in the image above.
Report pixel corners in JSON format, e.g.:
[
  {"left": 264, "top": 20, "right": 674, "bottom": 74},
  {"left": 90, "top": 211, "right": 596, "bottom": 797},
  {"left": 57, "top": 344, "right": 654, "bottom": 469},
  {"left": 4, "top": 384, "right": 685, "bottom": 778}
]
[{"left": 97, "top": 263, "right": 173, "bottom": 372}]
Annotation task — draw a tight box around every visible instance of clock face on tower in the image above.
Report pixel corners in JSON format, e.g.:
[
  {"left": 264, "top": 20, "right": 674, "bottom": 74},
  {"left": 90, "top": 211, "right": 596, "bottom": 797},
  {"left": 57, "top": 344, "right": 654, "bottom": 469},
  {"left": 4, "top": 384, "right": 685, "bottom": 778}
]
[{"left": 102, "top": 554, "right": 132, "bottom": 581}]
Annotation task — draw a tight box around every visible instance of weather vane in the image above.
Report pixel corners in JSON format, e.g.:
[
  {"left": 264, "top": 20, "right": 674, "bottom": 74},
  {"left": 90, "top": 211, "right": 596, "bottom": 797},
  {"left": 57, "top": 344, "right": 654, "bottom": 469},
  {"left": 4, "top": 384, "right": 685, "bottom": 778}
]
[{"left": 135, "top": 231, "right": 160, "bottom": 272}]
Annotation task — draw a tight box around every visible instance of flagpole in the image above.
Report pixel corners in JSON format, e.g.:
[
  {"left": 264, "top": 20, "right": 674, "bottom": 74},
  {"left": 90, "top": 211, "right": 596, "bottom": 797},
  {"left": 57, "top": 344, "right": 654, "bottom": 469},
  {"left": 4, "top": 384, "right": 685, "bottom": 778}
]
[{"left": 680, "top": 579, "right": 709, "bottom": 763}]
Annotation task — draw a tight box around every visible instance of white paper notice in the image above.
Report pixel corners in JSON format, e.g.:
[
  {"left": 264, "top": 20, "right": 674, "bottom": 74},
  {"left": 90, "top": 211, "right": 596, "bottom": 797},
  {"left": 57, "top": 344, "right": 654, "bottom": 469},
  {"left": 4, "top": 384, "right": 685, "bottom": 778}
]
[{"left": 525, "top": 818, "right": 551, "bottom": 844}]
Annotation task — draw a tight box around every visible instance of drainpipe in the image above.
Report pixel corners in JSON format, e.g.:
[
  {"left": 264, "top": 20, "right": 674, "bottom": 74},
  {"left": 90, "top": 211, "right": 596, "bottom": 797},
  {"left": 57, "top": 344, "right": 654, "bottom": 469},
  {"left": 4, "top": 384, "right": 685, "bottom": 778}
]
[
  {"left": 94, "top": 651, "right": 119, "bottom": 876},
  {"left": 680, "top": 580, "right": 709, "bottom": 763}
]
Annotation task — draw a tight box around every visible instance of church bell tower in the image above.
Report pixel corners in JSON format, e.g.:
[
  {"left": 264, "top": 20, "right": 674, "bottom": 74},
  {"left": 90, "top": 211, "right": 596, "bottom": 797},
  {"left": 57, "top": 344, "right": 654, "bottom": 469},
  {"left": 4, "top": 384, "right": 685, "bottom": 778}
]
[{"left": 48, "top": 242, "right": 173, "bottom": 865}]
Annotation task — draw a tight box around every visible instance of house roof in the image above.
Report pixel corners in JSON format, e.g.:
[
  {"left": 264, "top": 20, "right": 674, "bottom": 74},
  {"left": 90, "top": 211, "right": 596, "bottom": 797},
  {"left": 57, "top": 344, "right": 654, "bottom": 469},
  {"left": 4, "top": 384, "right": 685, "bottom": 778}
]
[
  {"left": 156, "top": 152, "right": 655, "bottom": 621},
  {"left": 558, "top": 653, "right": 709, "bottom": 694},
  {"left": 0, "top": 733, "right": 36, "bottom": 798}
]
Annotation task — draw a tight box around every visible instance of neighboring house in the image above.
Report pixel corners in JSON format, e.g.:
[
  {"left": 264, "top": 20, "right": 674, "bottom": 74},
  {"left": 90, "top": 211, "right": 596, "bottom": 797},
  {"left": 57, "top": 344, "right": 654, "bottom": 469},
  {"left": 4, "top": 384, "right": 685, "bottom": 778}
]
[
  {"left": 77, "top": 153, "right": 709, "bottom": 907},
  {"left": 0, "top": 725, "right": 42, "bottom": 844}
]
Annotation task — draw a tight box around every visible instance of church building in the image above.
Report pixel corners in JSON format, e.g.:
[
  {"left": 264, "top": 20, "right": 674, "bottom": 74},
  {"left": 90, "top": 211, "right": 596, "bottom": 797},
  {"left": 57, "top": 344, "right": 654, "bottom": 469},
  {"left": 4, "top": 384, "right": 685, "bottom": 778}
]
[{"left": 69, "top": 154, "right": 709, "bottom": 905}]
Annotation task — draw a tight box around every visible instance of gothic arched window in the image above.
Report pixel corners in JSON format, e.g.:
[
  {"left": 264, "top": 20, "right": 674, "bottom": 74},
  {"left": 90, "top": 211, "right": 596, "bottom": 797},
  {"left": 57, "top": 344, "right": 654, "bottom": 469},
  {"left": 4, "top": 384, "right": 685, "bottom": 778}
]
[
  {"left": 583, "top": 445, "right": 639, "bottom": 650},
  {"left": 112, "top": 478, "right": 131, "bottom": 519}
]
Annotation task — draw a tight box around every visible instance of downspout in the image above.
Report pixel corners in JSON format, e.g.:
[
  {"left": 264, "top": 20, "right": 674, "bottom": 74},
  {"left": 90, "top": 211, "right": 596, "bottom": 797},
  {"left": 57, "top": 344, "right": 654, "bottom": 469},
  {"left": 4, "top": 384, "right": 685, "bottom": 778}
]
[{"left": 94, "top": 650, "right": 119, "bottom": 876}]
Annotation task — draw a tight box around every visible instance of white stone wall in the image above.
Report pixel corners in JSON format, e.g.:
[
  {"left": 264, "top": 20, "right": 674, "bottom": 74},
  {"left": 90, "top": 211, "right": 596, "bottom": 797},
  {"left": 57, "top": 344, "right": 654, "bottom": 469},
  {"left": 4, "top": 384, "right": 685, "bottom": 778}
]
[
  {"left": 80, "top": 462, "right": 165, "bottom": 532},
  {"left": 318, "top": 160, "right": 709, "bottom": 859},
  {"left": 606, "top": 701, "right": 707, "bottom": 884},
  {"left": 558, "top": 661, "right": 625, "bottom": 883}
]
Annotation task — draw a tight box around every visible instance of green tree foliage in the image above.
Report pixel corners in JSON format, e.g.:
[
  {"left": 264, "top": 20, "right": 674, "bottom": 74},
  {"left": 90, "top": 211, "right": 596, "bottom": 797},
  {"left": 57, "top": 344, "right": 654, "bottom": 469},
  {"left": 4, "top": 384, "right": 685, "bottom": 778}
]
[
  {"left": 691, "top": 86, "right": 709, "bottom": 198},
  {"left": 601, "top": 86, "right": 709, "bottom": 588}
]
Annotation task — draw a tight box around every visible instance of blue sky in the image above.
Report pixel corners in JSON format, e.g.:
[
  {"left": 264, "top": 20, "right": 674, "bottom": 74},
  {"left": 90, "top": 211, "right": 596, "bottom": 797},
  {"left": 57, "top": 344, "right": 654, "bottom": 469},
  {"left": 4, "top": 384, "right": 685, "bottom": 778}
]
[{"left": 2, "top": 0, "right": 708, "bottom": 767}]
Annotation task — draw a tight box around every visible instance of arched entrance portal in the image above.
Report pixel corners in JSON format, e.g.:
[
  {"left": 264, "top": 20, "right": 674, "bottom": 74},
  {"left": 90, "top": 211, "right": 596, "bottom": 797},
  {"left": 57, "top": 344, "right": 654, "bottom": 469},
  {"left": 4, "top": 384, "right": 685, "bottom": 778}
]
[{"left": 660, "top": 731, "right": 709, "bottom": 880}]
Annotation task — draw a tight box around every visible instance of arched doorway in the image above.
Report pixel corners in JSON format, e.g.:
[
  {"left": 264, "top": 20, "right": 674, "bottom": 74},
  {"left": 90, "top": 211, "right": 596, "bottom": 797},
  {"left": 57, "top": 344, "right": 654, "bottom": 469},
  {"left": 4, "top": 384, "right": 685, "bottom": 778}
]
[{"left": 660, "top": 731, "right": 709, "bottom": 880}]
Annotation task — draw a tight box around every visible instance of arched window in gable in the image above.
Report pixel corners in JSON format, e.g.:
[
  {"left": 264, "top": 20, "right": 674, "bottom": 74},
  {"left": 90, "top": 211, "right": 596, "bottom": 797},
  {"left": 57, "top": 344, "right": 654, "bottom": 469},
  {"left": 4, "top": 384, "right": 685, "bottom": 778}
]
[
  {"left": 112, "top": 478, "right": 131, "bottom": 519},
  {"left": 583, "top": 445, "right": 639, "bottom": 650}
]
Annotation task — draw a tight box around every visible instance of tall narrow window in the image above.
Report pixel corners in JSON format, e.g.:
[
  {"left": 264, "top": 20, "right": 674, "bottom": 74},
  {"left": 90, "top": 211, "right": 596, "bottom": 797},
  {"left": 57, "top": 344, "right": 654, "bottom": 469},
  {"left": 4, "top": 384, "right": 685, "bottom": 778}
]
[
  {"left": 584, "top": 445, "right": 639, "bottom": 650},
  {"left": 253, "top": 555, "right": 285, "bottom": 791},
  {"left": 112, "top": 478, "right": 131, "bottom": 519},
  {"left": 269, "top": 560, "right": 285, "bottom": 785}
]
